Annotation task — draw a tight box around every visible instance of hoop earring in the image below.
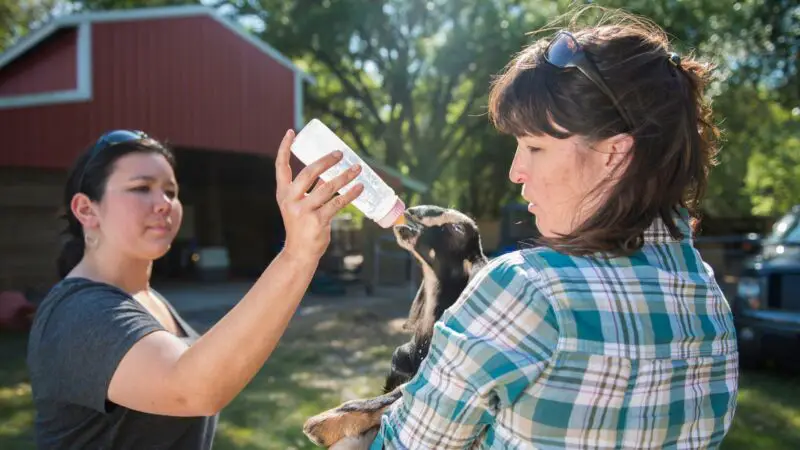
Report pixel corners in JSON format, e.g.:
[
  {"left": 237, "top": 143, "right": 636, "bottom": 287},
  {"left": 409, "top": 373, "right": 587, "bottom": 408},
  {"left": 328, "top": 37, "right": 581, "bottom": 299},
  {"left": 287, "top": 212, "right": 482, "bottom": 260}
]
[{"left": 85, "top": 234, "right": 99, "bottom": 248}]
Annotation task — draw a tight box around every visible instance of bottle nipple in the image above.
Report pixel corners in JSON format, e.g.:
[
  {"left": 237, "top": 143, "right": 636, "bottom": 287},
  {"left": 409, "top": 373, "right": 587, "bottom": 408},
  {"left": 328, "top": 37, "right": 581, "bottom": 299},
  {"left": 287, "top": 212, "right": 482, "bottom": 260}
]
[{"left": 377, "top": 198, "right": 406, "bottom": 228}]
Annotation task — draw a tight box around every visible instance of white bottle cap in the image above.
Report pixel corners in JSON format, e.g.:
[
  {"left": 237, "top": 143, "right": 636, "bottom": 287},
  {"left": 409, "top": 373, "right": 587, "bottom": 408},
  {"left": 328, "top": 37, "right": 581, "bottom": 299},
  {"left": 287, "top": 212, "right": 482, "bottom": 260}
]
[{"left": 376, "top": 198, "right": 406, "bottom": 228}]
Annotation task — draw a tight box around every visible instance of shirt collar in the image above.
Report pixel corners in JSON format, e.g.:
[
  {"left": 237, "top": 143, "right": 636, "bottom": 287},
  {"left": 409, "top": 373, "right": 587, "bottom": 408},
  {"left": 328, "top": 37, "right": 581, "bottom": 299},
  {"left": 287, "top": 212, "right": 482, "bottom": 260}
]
[{"left": 642, "top": 207, "right": 693, "bottom": 244}]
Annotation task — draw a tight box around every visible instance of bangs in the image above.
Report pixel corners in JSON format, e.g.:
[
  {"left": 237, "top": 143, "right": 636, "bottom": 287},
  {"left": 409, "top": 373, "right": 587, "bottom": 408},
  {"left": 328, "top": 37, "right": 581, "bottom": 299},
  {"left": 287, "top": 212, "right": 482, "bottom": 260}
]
[{"left": 488, "top": 45, "right": 577, "bottom": 140}]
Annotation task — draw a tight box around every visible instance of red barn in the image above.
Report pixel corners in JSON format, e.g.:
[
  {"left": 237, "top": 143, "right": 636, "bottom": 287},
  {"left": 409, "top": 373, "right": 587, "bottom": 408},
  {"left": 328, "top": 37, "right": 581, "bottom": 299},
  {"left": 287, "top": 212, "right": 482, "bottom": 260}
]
[{"left": 0, "top": 5, "right": 425, "bottom": 292}]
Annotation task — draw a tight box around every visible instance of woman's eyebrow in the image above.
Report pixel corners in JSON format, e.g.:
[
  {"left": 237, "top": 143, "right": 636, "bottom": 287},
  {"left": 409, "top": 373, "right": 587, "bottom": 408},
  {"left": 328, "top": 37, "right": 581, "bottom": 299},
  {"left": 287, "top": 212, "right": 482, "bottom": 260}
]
[{"left": 127, "top": 175, "right": 177, "bottom": 187}]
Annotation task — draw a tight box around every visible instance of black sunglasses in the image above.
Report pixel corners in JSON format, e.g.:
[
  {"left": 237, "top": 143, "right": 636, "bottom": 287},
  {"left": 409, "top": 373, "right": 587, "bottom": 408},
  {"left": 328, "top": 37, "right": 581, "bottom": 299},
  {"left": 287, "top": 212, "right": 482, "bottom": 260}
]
[
  {"left": 545, "top": 31, "right": 635, "bottom": 131},
  {"left": 77, "top": 130, "right": 149, "bottom": 192}
]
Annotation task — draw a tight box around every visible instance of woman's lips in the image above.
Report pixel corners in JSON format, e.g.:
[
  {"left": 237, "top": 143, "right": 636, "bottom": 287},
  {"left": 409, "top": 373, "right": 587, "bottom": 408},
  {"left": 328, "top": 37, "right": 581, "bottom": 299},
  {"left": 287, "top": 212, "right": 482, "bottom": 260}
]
[{"left": 147, "top": 225, "right": 171, "bottom": 235}]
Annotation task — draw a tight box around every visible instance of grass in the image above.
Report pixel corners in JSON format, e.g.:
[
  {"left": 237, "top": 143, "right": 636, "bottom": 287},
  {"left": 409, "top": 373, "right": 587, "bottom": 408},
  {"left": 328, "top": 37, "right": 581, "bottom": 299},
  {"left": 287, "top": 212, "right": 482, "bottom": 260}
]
[
  {"left": 2, "top": 307, "right": 800, "bottom": 449},
  {"left": 211, "top": 309, "right": 407, "bottom": 450},
  {"left": 722, "top": 369, "right": 800, "bottom": 449}
]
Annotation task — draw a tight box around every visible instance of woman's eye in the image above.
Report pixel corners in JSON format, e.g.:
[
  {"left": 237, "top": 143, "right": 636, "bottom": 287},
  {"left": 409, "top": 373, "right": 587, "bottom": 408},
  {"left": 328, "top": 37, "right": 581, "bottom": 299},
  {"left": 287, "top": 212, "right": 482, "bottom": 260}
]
[
  {"left": 131, "top": 186, "right": 150, "bottom": 193},
  {"left": 527, "top": 146, "right": 542, "bottom": 153},
  {"left": 165, "top": 190, "right": 178, "bottom": 199}
]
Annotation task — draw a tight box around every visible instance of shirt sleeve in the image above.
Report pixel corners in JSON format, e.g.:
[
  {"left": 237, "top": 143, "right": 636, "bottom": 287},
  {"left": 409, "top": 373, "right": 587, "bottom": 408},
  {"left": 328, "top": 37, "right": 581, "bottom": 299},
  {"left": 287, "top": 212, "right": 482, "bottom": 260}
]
[
  {"left": 370, "top": 253, "right": 560, "bottom": 449},
  {"left": 35, "top": 283, "right": 165, "bottom": 413}
]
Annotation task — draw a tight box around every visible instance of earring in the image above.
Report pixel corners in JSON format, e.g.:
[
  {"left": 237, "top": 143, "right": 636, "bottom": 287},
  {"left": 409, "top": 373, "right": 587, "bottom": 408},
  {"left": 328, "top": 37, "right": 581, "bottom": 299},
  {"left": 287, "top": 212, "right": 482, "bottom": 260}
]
[{"left": 85, "top": 234, "right": 99, "bottom": 248}]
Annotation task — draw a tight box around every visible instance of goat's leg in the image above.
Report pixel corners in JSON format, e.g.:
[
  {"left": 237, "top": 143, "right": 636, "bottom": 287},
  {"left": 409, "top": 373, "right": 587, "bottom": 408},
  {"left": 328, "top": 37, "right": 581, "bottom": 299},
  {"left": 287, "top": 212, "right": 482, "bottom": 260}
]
[
  {"left": 303, "top": 387, "right": 403, "bottom": 448},
  {"left": 403, "top": 283, "right": 425, "bottom": 331},
  {"left": 382, "top": 341, "right": 416, "bottom": 393}
]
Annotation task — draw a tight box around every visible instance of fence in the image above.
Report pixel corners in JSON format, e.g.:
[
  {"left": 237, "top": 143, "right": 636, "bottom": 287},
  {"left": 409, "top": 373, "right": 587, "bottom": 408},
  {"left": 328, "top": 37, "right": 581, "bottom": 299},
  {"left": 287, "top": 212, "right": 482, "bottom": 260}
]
[{"left": 693, "top": 234, "right": 762, "bottom": 298}]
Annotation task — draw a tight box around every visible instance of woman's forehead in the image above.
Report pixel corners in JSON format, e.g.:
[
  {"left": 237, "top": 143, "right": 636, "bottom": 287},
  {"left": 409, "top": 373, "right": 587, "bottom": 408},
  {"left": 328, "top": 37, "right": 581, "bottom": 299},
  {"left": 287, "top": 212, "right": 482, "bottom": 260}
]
[
  {"left": 516, "top": 133, "right": 560, "bottom": 145},
  {"left": 108, "top": 153, "right": 175, "bottom": 180}
]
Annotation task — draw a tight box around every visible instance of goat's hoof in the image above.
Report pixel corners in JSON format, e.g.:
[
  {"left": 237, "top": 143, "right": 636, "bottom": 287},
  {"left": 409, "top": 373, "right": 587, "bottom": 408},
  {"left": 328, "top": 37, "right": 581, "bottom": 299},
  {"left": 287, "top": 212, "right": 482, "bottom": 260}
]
[{"left": 328, "top": 428, "right": 379, "bottom": 450}]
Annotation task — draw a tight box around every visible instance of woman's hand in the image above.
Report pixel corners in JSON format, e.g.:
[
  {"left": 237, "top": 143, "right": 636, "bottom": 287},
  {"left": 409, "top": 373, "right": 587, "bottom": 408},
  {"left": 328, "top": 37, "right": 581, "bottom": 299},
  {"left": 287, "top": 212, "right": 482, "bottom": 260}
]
[{"left": 275, "top": 129, "right": 364, "bottom": 265}]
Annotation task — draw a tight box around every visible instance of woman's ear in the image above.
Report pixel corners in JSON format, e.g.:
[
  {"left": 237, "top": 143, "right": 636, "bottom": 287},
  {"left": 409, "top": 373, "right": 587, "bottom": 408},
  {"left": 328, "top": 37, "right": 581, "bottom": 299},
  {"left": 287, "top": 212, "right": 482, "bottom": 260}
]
[
  {"left": 70, "top": 193, "right": 99, "bottom": 230},
  {"left": 599, "top": 133, "right": 634, "bottom": 174}
]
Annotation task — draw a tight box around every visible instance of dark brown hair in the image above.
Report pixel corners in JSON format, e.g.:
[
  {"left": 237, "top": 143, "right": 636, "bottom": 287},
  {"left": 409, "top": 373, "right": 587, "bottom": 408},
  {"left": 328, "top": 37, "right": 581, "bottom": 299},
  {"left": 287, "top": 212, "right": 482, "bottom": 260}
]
[
  {"left": 57, "top": 136, "right": 176, "bottom": 278},
  {"left": 488, "top": 7, "right": 719, "bottom": 256}
]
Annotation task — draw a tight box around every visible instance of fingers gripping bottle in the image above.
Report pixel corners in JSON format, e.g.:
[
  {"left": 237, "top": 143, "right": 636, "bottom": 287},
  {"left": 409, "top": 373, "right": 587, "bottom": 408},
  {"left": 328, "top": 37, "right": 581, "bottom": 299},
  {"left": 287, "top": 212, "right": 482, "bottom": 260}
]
[{"left": 290, "top": 119, "right": 406, "bottom": 228}]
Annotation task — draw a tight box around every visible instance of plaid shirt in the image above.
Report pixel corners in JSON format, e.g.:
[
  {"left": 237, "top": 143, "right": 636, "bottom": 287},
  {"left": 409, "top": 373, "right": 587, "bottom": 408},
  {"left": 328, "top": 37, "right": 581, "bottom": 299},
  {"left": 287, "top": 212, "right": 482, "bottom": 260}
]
[{"left": 371, "top": 210, "right": 739, "bottom": 449}]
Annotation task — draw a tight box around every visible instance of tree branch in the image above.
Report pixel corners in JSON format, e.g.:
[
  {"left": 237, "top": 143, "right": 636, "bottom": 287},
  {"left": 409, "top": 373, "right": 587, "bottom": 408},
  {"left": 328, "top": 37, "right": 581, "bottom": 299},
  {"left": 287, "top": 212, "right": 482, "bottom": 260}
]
[
  {"left": 353, "top": 25, "right": 387, "bottom": 73},
  {"left": 306, "top": 92, "right": 372, "bottom": 158},
  {"left": 428, "top": 75, "right": 457, "bottom": 143},
  {"left": 313, "top": 49, "right": 385, "bottom": 129},
  {"left": 431, "top": 118, "right": 486, "bottom": 176},
  {"left": 440, "top": 85, "right": 481, "bottom": 148}
]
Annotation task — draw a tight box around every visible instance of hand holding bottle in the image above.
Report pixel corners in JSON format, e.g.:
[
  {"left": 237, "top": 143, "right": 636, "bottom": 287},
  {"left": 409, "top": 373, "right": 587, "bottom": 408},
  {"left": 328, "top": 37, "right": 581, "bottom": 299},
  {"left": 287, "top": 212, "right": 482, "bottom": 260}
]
[
  {"left": 291, "top": 119, "right": 406, "bottom": 228},
  {"left": 275, "top": 129, "right": 365, "bottom": 265}
]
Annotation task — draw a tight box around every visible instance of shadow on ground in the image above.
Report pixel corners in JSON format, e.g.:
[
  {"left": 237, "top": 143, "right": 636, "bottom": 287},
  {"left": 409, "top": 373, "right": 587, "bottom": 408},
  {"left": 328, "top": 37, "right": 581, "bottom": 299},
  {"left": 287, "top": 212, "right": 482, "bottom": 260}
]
[{"left": 1, "top": 295, "right": 799, "bottom": 449}]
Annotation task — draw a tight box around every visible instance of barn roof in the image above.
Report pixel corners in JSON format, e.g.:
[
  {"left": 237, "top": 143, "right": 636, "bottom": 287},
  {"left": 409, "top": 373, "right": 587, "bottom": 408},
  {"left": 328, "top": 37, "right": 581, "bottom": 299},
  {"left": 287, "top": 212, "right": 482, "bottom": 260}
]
[
  {"left": 0, "top": 4, "right": 315, "bottom": 112},
  {"left": 0, "top": 5, "right": 429, "bottom": 194}
]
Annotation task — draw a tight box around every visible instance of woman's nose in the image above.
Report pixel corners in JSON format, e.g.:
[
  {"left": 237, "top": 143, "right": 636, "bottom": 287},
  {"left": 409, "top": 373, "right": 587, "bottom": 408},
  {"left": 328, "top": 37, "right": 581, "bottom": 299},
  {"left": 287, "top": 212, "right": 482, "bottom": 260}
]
[
  {"left": 153, "top": 191, "right": 172, "bottom": 214},
  {"left": 508, "top": 150, "right": 526, "bottom": 184}
]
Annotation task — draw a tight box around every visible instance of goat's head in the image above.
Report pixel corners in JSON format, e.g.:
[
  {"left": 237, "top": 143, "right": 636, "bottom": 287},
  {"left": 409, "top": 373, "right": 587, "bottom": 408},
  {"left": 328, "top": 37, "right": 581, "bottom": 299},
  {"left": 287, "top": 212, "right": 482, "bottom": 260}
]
[{"left": 393, "top": 205, "right": 485, "bottom": 280}]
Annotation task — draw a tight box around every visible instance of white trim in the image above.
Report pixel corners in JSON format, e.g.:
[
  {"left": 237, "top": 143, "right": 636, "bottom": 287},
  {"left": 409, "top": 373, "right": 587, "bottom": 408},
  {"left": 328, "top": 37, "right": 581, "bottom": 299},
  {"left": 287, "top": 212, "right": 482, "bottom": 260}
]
[
  {"left": 0, "top": 22, "right": 92, "bottom": 109},
  {"left": 76, "top": 22, "right": 92, "bottom": 100},
  {"left": 0, "top": 89, "right": 88, "bottom": 109},
  {"left": 0, "top": 5, "right": 314, "bottom": 82},
  {"left": 0, "top": 21, "right": 60, "bottom": 70},
  {"left": 207, "top": 13, "right": 315, "bottom": 84},
  {"left": 64, "top": 5, "right": 213, "bottom": 24},
  {"left": 294, "top": 72, "right": 304, "bottom": 131}
]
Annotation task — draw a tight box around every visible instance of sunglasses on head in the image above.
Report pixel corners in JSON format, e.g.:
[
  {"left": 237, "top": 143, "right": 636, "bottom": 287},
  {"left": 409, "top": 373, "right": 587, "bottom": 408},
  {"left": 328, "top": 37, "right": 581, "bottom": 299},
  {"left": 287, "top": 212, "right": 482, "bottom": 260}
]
[
  {"left": 544, "top": 31, "right": 635, "bottom": 131},
  {"left": 77, "top": 129, "right": 149, "bottom": 192}
]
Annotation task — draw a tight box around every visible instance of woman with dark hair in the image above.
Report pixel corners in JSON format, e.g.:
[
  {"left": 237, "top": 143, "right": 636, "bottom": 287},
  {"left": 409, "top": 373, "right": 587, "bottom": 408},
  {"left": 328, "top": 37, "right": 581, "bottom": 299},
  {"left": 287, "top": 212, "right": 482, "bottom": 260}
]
[
  {"left": 370, "top": 10, "right": 738, "bottom": 450},
  {"left": 27, "top": 129, "right": 363, "bottom": 449}
]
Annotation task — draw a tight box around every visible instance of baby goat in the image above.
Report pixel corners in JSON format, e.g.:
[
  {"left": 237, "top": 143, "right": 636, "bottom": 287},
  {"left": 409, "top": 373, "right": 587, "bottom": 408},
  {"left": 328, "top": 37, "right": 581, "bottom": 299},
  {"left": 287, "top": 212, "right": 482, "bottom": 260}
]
[{"left": 303, "top": 205, "right": 488, "bottom": 449}]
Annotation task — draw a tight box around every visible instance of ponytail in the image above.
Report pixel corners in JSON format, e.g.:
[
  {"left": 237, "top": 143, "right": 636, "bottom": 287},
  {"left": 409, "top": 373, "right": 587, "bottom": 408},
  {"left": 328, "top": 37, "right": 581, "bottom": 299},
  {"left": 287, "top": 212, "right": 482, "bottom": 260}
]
[
  {"left": 56, "top": 195, "right": 87, "bottom": 278},
  {"left": 57, "top": 234, "right": 85, "bottom": 278}
]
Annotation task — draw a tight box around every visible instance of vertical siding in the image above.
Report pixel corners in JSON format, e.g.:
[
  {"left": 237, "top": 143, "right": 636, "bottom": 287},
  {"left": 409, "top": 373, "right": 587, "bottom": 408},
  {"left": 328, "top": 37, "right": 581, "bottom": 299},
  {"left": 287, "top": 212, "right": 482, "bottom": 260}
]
[
  {"left": 0, "top": 101, "right": 95, "bottom": 168},
  {"left": 89, "top": 16, "right": 295, "bottom": 158},
  {"left": 0, "top": 29, "right": 78, "bottom": 96},
  {"left": 0, "top": 15, "right": 296, "bottom": 168}
]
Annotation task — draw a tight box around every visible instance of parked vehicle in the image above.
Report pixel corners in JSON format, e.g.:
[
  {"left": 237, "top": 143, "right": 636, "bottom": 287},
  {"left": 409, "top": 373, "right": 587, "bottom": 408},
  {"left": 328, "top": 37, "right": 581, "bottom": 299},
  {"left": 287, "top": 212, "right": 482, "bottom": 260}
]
[{"left": 732, "top": 205, "right": 800, "bottom": 368}]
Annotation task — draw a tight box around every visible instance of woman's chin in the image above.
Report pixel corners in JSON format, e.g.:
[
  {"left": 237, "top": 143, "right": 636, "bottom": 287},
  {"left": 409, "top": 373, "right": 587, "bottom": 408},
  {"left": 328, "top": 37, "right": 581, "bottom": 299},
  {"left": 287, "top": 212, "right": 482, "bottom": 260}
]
[{"left": 137, "top": 242, "right": 173, "bottom": 262}]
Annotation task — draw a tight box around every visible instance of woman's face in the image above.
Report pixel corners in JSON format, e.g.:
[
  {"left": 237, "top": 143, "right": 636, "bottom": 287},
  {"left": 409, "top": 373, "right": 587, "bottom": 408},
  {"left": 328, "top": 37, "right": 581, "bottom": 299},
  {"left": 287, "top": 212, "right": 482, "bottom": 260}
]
[
  {"left": 90, "top": 152, "right": 183, "bottom": 261},
  {"left": 508, "top": 132, "right": 626, "bottom": 237}
]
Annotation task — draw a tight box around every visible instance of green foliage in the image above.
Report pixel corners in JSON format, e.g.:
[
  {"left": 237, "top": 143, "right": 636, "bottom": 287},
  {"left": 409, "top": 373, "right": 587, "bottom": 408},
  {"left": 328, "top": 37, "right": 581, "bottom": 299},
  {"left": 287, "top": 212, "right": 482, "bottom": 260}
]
[
  {"left": 743, "top": 109, "right": 800, "bottom": 216},
  {"left": 219, "top": 0, "right": 800, "bottom": 218},
  {"left": 212, "top": 0, "right": 574, "bottom": 217},
  {"left": 1, "top": 0, "right": 798, "bottom": 218},
  {"left": 0, "top": 0, "right": 59, "bottom": 51}
]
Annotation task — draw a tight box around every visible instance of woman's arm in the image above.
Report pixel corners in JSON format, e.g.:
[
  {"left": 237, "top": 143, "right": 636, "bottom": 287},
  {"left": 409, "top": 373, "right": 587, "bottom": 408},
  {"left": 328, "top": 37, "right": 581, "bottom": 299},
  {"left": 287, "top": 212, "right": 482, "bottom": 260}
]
[
  {"left": 371, "top": 254, "right": 560, "bottom": 449},
  {"left": 107, "top": 130, "right": 365, "bottom": 416}
]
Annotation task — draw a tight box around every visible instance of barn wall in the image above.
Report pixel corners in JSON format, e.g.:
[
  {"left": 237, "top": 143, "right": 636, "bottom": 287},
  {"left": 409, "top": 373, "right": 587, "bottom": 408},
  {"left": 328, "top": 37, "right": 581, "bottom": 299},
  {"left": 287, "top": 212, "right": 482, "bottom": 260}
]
[{"left": 0, "top": 29, "right": 78, "bottom": 96}]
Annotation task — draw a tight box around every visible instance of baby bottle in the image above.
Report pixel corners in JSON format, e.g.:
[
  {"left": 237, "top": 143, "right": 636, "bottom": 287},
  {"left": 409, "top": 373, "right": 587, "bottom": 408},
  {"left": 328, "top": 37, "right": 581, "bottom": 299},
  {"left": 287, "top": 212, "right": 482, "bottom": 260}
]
[{"left": 290, "top": 118, "right": 406, "bottom": 228}]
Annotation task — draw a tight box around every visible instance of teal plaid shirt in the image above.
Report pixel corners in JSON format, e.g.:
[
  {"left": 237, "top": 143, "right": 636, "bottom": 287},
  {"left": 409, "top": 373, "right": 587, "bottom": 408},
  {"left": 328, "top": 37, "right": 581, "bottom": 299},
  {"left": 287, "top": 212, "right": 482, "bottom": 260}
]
[{"left": 371, "top": 210, "right": 739, "bottom": 449}]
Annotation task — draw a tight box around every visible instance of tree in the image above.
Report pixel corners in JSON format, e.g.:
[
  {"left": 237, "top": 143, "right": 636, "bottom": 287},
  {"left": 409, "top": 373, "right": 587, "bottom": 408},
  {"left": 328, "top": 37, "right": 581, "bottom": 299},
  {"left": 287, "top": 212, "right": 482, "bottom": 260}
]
[
  {"left": 211, "top": 0, "right": 587, "bottom": 216},
  {"left": 599, "top": 0, "right": 800, "bottom": 217},
  {"left": 217, "top": 0, "right": 800, "bottom": 218},
  {"left": 3, "top": 0, "right": 797, "bottom": 218},
  {"left": 741, "top": 98, "right": 800, "bottom": 216},
  {"left": 0, "top": 0, "right": 61, "bottom": 52}
]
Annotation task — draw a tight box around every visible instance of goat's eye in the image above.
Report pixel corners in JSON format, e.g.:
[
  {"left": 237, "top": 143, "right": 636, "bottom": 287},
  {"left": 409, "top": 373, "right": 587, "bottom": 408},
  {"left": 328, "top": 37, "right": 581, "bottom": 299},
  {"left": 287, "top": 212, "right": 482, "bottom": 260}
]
[{"left": 448, "top": 223, "right": 464, "bottom": 235}]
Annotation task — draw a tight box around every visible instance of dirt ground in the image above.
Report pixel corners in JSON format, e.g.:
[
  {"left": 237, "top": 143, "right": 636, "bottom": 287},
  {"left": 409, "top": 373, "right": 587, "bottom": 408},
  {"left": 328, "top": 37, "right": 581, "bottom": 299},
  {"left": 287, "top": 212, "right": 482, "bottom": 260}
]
[
  {"left": 193, "top": 290, "right": 413, "bottom": 450},
  {"left": 2, "top": 283, "right": 800, "bottom": 449},
  {"left": 0, "top": 284, "right": 416, "bottom": 450}
]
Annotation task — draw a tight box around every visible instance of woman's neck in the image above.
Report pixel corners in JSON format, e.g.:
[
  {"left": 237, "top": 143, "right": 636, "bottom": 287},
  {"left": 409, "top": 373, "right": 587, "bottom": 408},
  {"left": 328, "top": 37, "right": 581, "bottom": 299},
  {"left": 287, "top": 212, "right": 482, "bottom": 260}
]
[{"left": 72, "top": 248, "right": 152, "bottom": 294}]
